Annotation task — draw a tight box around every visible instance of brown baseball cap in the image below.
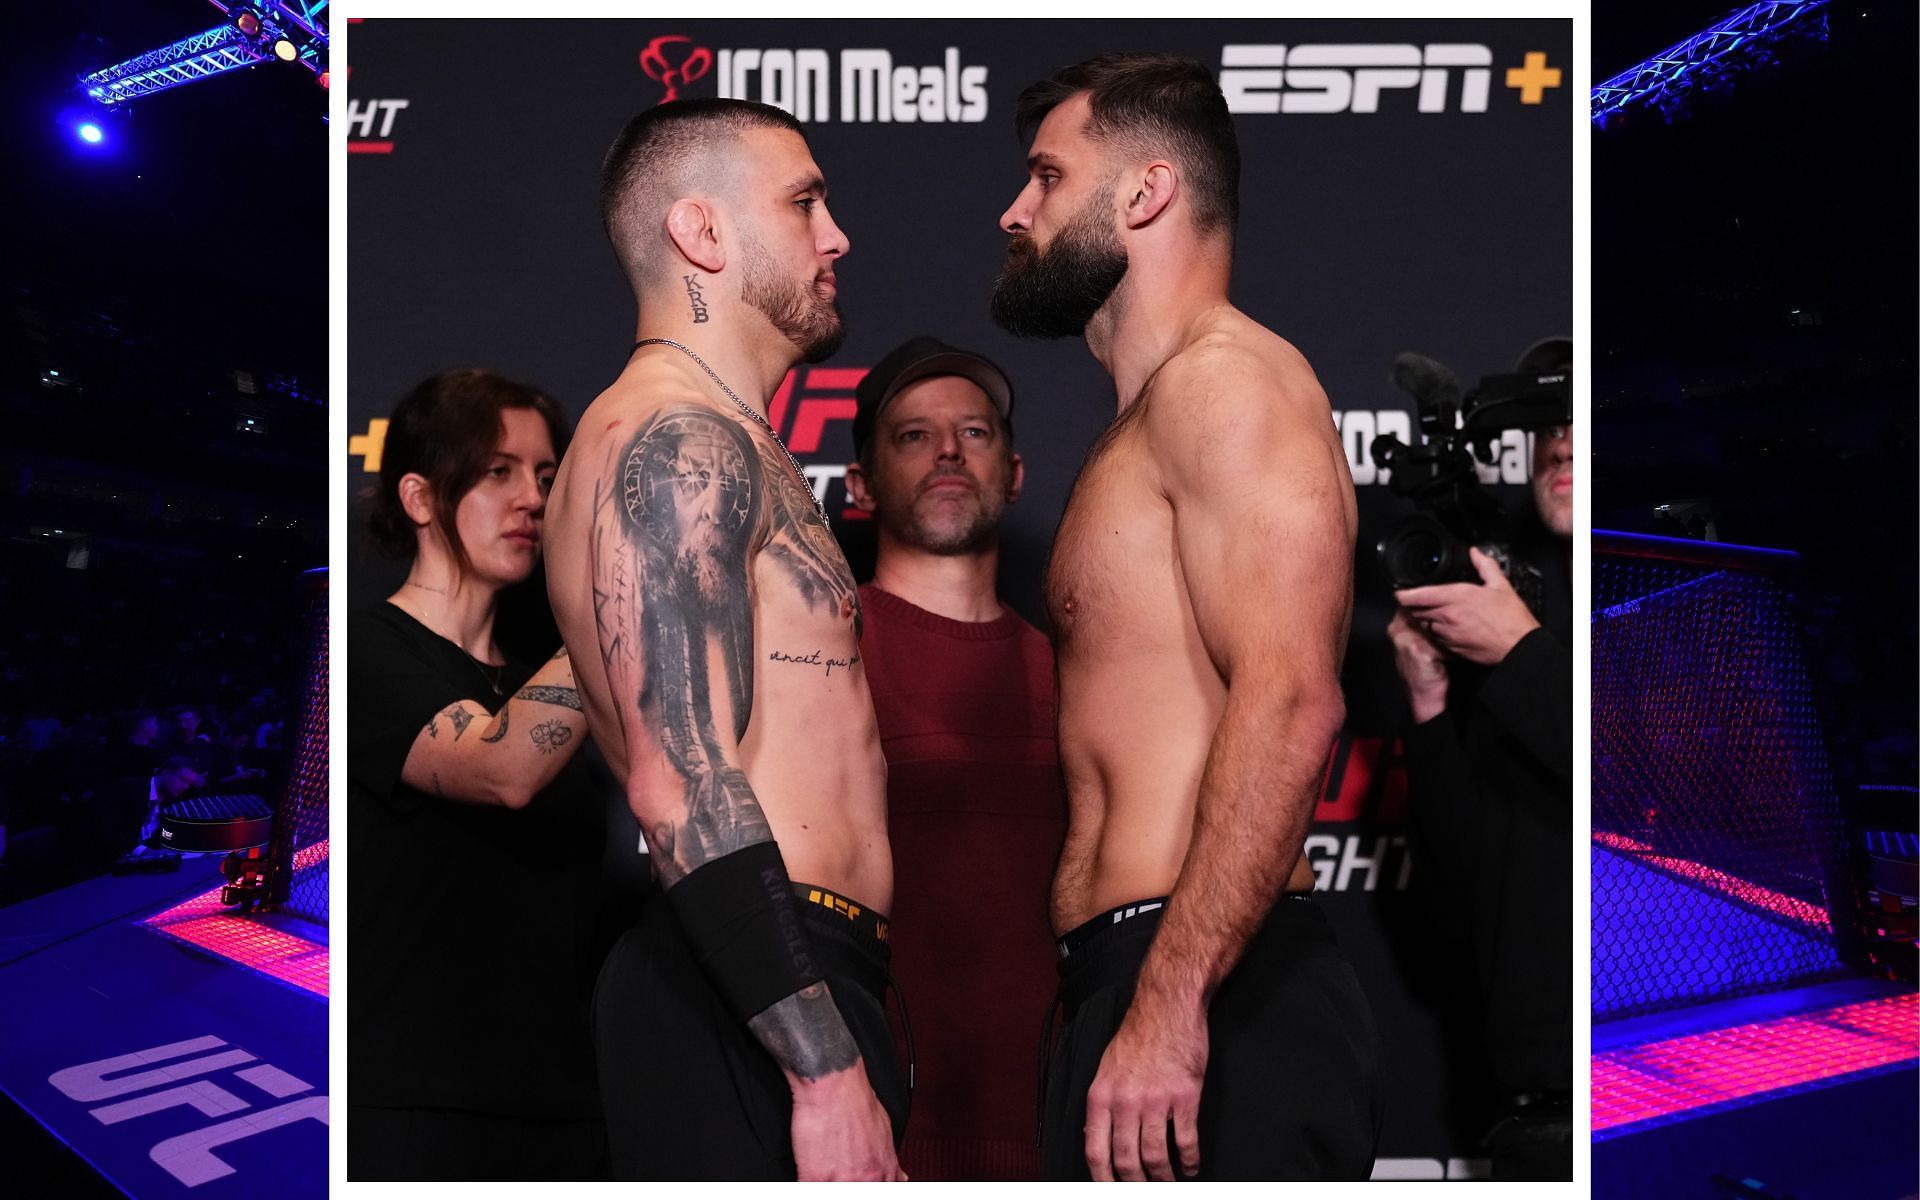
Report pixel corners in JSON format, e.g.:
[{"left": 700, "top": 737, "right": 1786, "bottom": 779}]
[{"left": 853, "top": 336, "right": 1014, "bottom": 455}]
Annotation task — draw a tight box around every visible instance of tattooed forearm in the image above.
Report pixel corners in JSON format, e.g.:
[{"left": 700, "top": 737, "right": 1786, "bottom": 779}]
[
  {"left": 529, "top": 719, "right": 574, "bottom": 756},
  {"left": 513, "top": 684, "right": 582, "bottom": 711},
  {"left": 480, "top": 706, "right": 510, "bottom": 743},
  {"left": 746, "top": 982, "right": 860, "bottom": 1082}
]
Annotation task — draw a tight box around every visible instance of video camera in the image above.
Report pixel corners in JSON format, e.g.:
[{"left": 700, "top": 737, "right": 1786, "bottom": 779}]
[{"left": 1370, "top": 352, "right": 1570, "bottom": 605}]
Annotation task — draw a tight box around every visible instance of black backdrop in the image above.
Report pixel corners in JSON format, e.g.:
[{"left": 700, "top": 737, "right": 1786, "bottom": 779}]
[{"left": 346, "top": 18, "right": 1571, "bottom": 1176}]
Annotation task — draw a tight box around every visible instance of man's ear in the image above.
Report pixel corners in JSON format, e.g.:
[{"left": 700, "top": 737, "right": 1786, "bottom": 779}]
[
  {"left": 1124, "top": 161, "right": 1177, "bottom": 230},
  {"left": 844, "top": 459, "right": 879, "bottom": 513},
  {"left": 666, "top": 198, "right": 726, "bottom": 273},
  {"left": 396, "top": 473, "right": 435, "bottom": 528},
  {"left": 1006, "top": 452, "right": 1026, "bottom": 504}
]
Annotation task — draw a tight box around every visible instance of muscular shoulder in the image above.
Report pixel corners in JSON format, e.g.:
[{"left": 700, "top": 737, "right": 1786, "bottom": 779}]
[
  {"left": 1142, "top": 329, "right": 1335, "bottom": 482},
  {"left": 573, "top": 366, "right": 733, "bottom": 461}
]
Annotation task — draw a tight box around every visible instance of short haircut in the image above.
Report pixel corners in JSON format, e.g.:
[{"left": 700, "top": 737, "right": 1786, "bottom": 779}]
[
  {"left": 600, "top": 98, "right": 807, "bottom": 286},
  {"left": 1016, "top": 52, "right": 1240, "bottom": 236},
  {"left": 363, "top": 369, "right": 570, "bottom": 574}
]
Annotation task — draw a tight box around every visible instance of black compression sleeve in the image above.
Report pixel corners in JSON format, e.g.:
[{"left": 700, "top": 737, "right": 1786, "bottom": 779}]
[{"left": 664, "top": 840, "right": 824, "bottom": 1023}]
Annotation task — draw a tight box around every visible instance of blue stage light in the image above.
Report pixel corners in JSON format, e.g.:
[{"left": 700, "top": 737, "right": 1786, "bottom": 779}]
[{"left": 78, "top": 122, "right": 103, "bottom": 144}]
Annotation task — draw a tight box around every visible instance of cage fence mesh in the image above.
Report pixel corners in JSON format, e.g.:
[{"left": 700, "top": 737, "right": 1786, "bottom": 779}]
[
  {"left": 268, "top": 567, "right": 328, "bottom": 924},
  {"left": 1592, "top": 541, "right": 1848, "bottom": 1020}
]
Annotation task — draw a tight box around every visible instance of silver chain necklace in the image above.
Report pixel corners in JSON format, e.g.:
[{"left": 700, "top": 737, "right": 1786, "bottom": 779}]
[{"left": 632, "top": 337, "right": 828, "bottom": 522}]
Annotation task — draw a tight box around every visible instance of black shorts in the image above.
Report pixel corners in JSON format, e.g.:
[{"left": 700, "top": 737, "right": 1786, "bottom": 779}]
[
  {"left": 347, "top": 1105, "right": 605, "bottom": 1181},
  {"left": 1040, "top": 895, "right": 1385, "bottom": 1181},
  {"left": 595, "top": 882, "right": 909, "bottom": 1180}
]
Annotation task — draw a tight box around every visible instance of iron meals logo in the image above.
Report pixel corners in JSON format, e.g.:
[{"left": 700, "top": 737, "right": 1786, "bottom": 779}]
[
  {"left": 640, "top": 35, "right": 712, "bottom": 102},
  {"left": 644, "top": 38, "right": 988, "bottom": 123},
  {"left": 1220, "top": 44, "right": 1562, "bottom": 114}
]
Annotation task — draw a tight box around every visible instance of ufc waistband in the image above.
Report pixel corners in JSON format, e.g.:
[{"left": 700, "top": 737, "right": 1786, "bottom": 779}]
[
  {"left": 1056, "top": 892, "right": 1319, "bottom": 958},
  {"left": 792, "top": 882, "right": 890, "bottom": 948},
  {"left": 1057, "top": 897, "right": 1171, "bottom": 959}
]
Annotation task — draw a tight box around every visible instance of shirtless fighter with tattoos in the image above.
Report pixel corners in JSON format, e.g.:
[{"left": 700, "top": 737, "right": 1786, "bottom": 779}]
[
  {"left": 542, "top": 99, "right": 904, "bottom": 1181},
  {"left": 991, "top": 54, "right": 1385, "bottom": 1181}
]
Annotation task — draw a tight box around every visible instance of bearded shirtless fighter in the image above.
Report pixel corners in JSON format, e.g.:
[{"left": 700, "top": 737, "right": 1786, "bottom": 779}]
[
  {"left": 991, "top": 54, "right": 1385, "bottom": 1181},
  {"left": 543, "top": 99, "right": 904, "bottom": 1181}
]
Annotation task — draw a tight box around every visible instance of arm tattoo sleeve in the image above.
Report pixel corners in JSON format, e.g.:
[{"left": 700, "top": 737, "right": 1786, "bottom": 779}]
[{"left": 591, "top": 407, "right": 767, "bottom": 885}]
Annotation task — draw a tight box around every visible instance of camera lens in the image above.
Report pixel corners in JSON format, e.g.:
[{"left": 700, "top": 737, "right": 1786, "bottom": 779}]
[{"left": 1378, "top": 514, "right": 1467, "bottom": 588}]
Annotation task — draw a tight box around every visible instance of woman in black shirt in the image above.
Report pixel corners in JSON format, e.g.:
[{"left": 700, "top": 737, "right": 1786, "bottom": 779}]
[{"left": 347, "top": 370, "right": 607, "bottom": 1179}]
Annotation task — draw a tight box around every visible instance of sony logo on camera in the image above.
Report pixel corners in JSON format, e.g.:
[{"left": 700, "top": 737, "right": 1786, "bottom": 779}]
[
  {"left": 1219, "top": 44, "right": 1493, "bottom": 115},
  {"left": 717, "top": 47, "right": 989, "bottom": 124}
]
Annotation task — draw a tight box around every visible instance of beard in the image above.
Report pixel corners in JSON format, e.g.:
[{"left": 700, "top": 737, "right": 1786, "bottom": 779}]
[
  {"left": 871, "top": 467, "right": 1010, "bottom": 556},
  {"left": 740, "top": 234, "right": 845, "bottom": 364},
  {"left": 990, "top": 194, "right": 1129, "bottom": 340}
]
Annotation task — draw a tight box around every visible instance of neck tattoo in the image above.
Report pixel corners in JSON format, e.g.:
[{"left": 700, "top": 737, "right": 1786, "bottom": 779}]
[{"left": 631, "top": 337, "right": 829, "bottom": 522}]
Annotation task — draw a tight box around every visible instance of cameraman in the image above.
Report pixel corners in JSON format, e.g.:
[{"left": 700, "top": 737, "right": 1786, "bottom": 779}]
[{"left": 1386, "top": 338, "right": 1572, "bottom": 1180}]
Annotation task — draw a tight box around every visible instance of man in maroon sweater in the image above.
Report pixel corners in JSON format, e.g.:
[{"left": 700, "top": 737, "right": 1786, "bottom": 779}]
[{"left": 843, "top": 337, "right": 1068, "bottom": 1180}]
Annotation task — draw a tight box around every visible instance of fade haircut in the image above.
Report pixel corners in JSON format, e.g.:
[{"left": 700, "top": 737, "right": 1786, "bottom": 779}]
[
  {"left": 1015, "top": 52, "right": 1240, "bottom": 237},
  {"left": 599, "top": 98, "right": 808, "bottom": 287}
]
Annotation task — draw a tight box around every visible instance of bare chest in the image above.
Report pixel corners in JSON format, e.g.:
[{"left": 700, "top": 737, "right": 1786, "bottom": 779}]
[{"left": 1045, "top": 429, "right": 1185, "bottom": 656}]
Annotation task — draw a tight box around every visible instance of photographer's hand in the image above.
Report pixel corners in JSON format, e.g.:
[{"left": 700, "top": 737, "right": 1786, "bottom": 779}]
[
  {"left": 1395, "top": 548, "right": 1540, "bottom": 667},
  {"left": 1386, "top": 607, "right": 1450, "bottom": 722}
]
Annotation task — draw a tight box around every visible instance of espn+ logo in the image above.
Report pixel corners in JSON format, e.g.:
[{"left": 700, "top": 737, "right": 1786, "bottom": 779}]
[{"left": 1221, "top": 43, "right": 1549, "bottom": 114}]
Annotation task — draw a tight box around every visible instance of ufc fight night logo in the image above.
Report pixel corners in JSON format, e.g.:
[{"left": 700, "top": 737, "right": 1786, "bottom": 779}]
[
  {"left": 344, "top": 19, "right": 406, "bottom": 154},
  {"left": 1219, "top": 44, "right": 1562, "bottom": 114}
]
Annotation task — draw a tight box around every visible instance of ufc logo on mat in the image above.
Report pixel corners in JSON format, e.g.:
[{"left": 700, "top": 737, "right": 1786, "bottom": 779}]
[{"left": 48, "top": 1035, "right": 327, "bottom": 1187}]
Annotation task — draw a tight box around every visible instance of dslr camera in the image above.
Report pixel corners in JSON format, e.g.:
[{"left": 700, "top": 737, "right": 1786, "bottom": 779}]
[{"left": 1370, "top": 352, "right": 1569, "bottom": 605}]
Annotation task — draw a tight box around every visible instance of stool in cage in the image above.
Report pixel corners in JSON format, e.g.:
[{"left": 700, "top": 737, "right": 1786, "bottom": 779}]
[{"left": 158, "top": 793, "right": 272, "bottom": 852}]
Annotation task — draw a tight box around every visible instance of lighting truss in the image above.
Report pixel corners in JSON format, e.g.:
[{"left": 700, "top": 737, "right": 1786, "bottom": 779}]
[
  {"left": 78, "top": 2, "right": 328, "bottom": 109},
  {"left": 204, "top": 0, "right": 330, "bottom": 73},
  {"left": 1591, "top": 0, "right": 1830, "bottom": 128},
  {"left": 82, "top": 26, "right": 271, "bottom": 106}
]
